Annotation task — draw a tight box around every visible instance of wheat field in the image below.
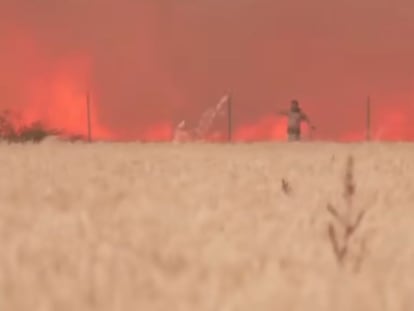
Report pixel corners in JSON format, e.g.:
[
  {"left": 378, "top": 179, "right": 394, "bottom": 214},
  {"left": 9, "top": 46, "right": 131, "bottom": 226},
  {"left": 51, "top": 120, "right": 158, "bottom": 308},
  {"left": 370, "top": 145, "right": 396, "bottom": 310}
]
[{"left": 0, "top": 141, "right": 413, "bottom": 311}]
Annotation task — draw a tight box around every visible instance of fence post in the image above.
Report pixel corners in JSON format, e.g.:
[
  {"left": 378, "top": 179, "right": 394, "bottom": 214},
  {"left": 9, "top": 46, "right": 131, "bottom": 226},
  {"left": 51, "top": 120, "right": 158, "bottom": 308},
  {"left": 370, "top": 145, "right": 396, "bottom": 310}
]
[
  {"left": 227, "top": 95, "right": 232, "bottom": 142},
  {"left": 366, "top": 96, "right": 371, "bottom": 141},
  {"left": 86, "top": 92, "right": 92, "bottom": 142}
]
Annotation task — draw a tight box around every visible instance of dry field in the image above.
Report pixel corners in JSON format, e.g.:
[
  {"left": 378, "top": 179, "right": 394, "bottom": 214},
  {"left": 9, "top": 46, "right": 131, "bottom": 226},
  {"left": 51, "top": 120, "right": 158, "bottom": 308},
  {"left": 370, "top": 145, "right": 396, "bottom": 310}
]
[{"left": 0, "top": 141, "right": 413, "bottom": 311}]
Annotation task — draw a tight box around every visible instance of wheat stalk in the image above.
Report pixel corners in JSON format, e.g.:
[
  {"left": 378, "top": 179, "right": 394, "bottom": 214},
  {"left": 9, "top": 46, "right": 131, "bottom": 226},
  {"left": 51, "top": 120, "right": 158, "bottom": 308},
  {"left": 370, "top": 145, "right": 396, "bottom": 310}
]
[{"left": 326, "top": 155, "right": 368, "bottom": 271}]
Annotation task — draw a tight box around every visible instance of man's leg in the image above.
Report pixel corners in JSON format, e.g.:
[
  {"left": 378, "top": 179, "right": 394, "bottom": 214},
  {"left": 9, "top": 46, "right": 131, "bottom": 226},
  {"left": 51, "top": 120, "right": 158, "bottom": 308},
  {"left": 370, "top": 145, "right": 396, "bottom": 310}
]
[{"left": 288, "top": 133, "right": 300, "bottom": 142}]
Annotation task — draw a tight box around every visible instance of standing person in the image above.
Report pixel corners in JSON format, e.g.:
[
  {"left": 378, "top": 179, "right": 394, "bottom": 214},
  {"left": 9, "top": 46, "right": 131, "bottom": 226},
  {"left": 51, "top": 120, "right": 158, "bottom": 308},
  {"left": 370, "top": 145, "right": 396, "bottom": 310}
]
[{"left": 278, "top": 100, "right": 315, "bottom": 141}]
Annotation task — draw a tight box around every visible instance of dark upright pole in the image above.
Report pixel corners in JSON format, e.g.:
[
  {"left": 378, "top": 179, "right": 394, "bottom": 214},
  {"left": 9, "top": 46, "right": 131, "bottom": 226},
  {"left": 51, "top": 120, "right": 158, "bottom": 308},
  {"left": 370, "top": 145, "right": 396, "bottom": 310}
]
[
  {"left": 227, "top": 95, "right": 232, "bottom": 142},
  {"left": 366, "top": 96, "right": 371, "bottom": 141},
  {"left": 86, "top": 92, "right": 92, "bottom": 142}
]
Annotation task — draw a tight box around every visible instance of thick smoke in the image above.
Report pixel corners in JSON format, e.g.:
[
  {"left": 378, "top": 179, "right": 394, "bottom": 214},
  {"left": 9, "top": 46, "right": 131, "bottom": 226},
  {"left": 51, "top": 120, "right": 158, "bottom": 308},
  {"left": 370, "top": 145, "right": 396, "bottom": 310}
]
[{"left": 1, "top": 0, "right": 414, "bottom": 140}]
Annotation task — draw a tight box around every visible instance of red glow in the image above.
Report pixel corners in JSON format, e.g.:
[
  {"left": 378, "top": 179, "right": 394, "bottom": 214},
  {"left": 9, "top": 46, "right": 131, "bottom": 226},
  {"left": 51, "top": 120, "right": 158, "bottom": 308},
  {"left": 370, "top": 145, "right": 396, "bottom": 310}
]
[
  {"left": 23, "top": 55, "right": 114, "bottom": 140},
  {"left": 3, "top": 27, "right": 414, "bottom": 143},
  {"left": 234, "top": 115, "right": 287, "bottom": 142},
  {"left": 233, "top": 115, "right": 311, "bottom": 142},
  {"left": 339, "top": 99, "right": 414, "bottom": 142},
  {"left": 373, "top": 105, "right": 413, "bottom": 141},
  {"left": 2, "top": 28, "right": 113, "bottom": 140},
  {"left": 141, "top": 122, "right": 173, "bottom": 141}
]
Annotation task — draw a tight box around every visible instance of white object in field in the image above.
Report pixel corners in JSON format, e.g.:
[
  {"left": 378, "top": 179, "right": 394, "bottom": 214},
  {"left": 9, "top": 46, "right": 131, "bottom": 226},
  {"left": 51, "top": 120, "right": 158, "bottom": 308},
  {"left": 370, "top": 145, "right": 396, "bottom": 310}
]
[
  {"left": 173, "top": 120, "right": 192, "bottom": 143},
  {"left": 42, "top": 135, "right": 62, "bottom": 143},
  {"left": 172, "top": 94, "right": 229, "bottom": 143},
  {"left": 194, "top": 94, "right": 229, "bottom": 139},
  {"left": 177, "top": 120, "right": 185, "bottom": 129},
  {"left": 217, "top": 94, "right": 230, "bottom": 115}
]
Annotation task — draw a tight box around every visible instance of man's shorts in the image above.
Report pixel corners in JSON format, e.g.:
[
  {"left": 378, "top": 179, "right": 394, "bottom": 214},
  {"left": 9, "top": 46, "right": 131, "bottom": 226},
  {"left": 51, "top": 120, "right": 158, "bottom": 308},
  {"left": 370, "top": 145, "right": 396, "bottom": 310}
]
[{"left": 287, "top": 128, "right": 301, "bottom": 141}]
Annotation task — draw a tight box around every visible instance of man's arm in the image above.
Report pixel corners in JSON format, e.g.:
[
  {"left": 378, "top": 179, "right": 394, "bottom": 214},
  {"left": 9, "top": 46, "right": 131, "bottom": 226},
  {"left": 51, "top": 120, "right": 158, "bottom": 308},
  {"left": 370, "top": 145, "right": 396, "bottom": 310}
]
[
  {"left": 277, "top": 110, "right": 288, "bottom": 116},
  {"left": 301, "top": 113, "right": 316, "bottom": 129}
]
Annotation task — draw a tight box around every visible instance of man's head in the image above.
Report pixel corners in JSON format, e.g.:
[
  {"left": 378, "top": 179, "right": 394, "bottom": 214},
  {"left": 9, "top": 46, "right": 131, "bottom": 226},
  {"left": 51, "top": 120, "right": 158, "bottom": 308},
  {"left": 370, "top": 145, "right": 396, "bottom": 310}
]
[{"left": 290, "top": 100, "right": 300, "bottom": 112}]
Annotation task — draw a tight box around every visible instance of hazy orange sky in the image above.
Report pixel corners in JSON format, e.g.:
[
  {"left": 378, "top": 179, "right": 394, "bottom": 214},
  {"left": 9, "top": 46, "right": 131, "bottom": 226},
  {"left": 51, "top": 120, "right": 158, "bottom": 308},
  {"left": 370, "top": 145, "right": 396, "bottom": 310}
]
[{"left": 1, "top": 0, "right": 414, "bottom": 140}]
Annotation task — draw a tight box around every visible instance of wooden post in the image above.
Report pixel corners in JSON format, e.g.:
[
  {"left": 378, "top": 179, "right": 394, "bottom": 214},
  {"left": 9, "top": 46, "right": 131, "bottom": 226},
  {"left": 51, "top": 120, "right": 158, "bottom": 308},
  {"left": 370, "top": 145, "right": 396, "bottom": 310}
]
[
  {"left": 227, "top": 95, "right": 232, "bottom": 142},
  {"left": 366, "top": 96, "right": 371, "bottom": 141},
  {"left": 86, "top": 92, "right": 92, "bottom": 142}
]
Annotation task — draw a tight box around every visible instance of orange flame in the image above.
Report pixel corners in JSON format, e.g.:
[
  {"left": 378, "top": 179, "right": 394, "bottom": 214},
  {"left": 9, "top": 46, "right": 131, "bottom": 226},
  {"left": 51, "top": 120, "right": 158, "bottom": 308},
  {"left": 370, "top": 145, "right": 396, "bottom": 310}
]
[
  {"left": 4, "top": 27, "right": 414, "bottom": 143},
  {"left": 23, "top": 55, "right": 114, "bottom": 140}
]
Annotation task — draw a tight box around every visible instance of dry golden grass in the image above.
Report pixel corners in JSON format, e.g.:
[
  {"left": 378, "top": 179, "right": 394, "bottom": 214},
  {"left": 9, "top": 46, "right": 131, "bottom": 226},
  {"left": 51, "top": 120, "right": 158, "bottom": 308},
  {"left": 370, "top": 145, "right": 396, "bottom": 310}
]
[{"left": 0, "top": 141, "right": 413, "bottom": 310}]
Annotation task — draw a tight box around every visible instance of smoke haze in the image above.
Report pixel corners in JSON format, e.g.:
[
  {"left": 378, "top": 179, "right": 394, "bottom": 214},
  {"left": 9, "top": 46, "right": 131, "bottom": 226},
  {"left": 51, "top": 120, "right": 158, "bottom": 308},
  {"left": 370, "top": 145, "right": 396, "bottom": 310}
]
[{"left": 1, "top": 0, "right": 414, "bottom": 140}]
